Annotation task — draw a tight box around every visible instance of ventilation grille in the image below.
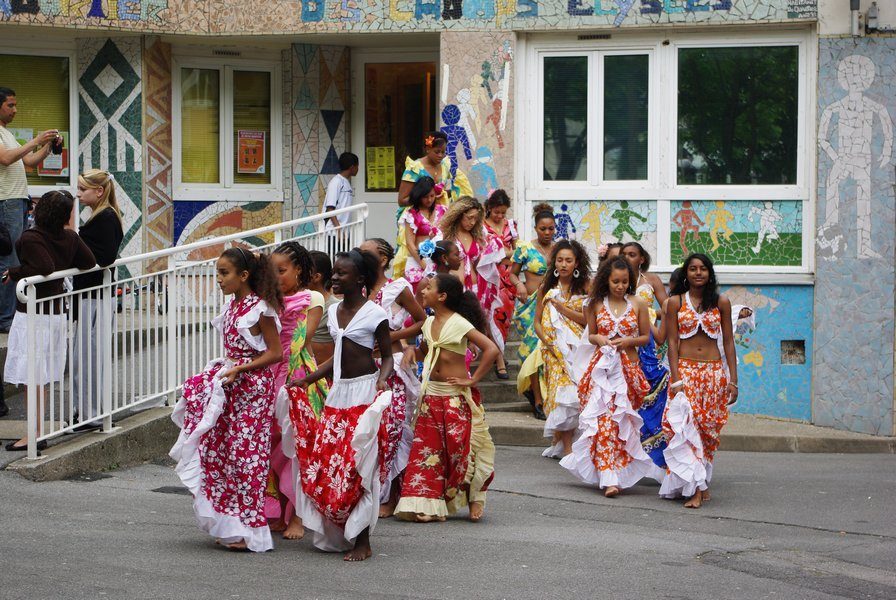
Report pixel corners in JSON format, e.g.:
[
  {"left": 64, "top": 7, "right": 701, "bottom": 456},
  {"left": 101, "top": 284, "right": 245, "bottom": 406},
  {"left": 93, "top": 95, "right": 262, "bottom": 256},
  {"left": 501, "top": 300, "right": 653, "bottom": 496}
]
[
  {"left": 577, "top": 34, "right": 612, "bottom": 41},
  {"left": 212, "top": 49, "right": 242, "bottom": 57}
]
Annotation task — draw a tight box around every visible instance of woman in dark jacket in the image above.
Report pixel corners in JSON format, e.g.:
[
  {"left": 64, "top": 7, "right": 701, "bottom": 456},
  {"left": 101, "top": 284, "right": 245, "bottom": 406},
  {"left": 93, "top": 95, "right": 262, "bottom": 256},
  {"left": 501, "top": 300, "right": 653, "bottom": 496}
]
[
  {"left": 72, "top": 169, "right": 124, "bottom": 429},
  {"left": 3, "top": 190, "right": 95, "bottom": 450}
]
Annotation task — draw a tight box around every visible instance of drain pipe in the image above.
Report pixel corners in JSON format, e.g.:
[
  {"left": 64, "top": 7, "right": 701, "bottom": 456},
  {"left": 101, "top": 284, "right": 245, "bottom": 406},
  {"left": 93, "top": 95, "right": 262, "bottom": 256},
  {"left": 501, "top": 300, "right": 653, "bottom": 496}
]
[{"left": 851, "top": 0, "right": 861, "bottom": 36}]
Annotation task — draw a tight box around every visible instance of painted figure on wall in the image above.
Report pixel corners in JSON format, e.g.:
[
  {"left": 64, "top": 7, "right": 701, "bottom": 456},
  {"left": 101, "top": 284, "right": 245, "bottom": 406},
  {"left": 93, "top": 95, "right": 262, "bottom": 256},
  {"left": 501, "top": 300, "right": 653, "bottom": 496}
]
[
  {"left": 470, "top": 146, "right": 498, "bottom": 198},
  {"left": 672, "top": 200, "right": 704, "bottom": 254},
  {"left": 749, "top": 202, "right": 782, "bottom": 255},
  {"left": 612, "top": 200, "right": 646, "bottom": 241},
  {"left": 441, "top": 104, "right": 473, "bottom": 178},
  {"left": 705, "top": 201, "right": 734, "bottom": 251},
  {"left": 553, "top": 203, "right": 576, "bottom": 240},
  {"left": 581, "top": 202, "right": 609, "bottom": 248},
  {"left": 818, "top": 54, "right": 893, "bottom": 260},
  {"left": 456, "top": 88, "right": 478, "bottom": 148}
]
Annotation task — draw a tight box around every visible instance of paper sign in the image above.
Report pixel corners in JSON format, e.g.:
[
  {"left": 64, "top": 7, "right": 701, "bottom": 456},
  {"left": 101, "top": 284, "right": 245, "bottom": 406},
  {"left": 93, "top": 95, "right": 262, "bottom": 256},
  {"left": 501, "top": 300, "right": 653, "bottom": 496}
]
[
  {"left": 365, "top": 146, "right": 395, "bottom": 190},
  {"left": 39, "top": 131, "right": 69, "bottom": 177},
  {"left": 238, "top": 130, "right": 266, "bottom": 174}
]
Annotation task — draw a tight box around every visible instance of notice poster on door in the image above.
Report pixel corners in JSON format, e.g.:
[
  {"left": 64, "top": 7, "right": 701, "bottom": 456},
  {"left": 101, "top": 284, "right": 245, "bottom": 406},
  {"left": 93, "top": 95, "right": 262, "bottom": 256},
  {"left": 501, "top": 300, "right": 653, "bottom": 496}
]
[
  {"left": 238, "top": 130, "right": 266, "bottom": 174},
  {"left": 39, "top": 131, "right": 69, "bottom": 177},
  {"left": 365, "top": 146, "right": 395, "bottom": 190}
]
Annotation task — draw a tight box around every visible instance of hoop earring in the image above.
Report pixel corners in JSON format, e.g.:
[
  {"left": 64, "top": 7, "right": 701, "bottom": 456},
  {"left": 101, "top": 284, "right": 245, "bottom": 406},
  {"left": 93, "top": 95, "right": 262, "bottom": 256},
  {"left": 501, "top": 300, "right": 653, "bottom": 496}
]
[
  {"left": 573, "top": 269, "right": 580, "bottom": 278},
  {"left": 554, "top": 269, "right": 559, "bottom": 277}
]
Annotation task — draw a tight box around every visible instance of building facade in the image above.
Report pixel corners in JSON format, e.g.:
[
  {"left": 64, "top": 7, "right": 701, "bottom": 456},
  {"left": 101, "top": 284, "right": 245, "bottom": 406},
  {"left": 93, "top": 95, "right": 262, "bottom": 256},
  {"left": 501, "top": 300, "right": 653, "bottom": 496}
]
[{"left": 1, "top": 0, "right": 893, "bottom": 436}]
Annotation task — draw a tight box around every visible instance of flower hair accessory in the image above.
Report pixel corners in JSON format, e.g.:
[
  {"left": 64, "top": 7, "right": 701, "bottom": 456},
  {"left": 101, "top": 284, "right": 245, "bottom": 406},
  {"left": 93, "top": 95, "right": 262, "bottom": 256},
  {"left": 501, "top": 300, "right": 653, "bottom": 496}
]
[
  {"left": 419, "top": 238, "right": 437, "bottom": 259},
  {"left": 424, "top": 135, "right": 435, "bottom": 148},
  {"left": 597, "top": 244, "right": 609, "bottom": 259},
  {"left": 433, "top": 182, "right": 445, "bottom": 195}
]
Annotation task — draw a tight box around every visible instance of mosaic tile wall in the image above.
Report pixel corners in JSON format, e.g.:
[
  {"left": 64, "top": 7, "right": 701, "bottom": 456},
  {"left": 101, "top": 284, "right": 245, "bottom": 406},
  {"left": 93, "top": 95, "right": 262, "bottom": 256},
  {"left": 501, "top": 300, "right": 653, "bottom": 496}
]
[
  {"left": 669, "top": 200, "right": 803, "bottom": 266},
  {"left": 813, "top": 37, "right": 896, "bottom": 436},
  {"left": 440, "top": 31, "right": 513, "bottom": 205},
  {"left": 540, "top": 200, "right": 657, "bottom": 264},
  {"left": 77, "top": 37, "right": 143, "bottom": 276},
  {"left": 0, "top": 1, "right": 815, "bottom": 33},
  {"left": 143, "top": 36, "right": 172, "bottom": 271},
  {"left": 290, "top": 43, "right": 351, "bottom": 232},
  {"left": 173, "top": 201, "right": 281, "bottom": 259},
  {"left": 724, "top": 284, "right": 813, "bottom": 421}
]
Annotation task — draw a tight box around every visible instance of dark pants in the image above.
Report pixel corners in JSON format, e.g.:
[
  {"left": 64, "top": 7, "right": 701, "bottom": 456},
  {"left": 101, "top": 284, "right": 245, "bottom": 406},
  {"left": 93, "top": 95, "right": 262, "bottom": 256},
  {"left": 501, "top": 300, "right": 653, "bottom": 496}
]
[{"left": 0, "top": 198, "right": 27, "bottom": 330}]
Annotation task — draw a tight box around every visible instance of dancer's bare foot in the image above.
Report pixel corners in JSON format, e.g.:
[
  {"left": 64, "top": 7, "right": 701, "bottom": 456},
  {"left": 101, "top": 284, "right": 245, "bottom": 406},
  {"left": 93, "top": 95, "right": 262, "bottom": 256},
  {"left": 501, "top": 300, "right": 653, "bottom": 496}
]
[
  {"left": 379, "top": 500, "right": 397, "bottom": 518},
  {"left": 604, "top": 486, "right": 620, "bottom": 498},
  {"left": 283, "top": 518, "right": 305, "bottom": 540},
  {"left": 414, "top": 513, "right": 447, "bottom": 523},
  {"left": 469, "top": 501, "right": 484, "bottom": 522},
  {"left": 268, "top": 518, "right": 286, "bottom": 533},
  {"left": 225, "top": 540, "right": 248, "bottom": 551},
  {"left": 684, "top": 489, "right": 704, "bottom": 509},
  {"left": 344, "top": 529, "right": 372, "bottom": 562}
]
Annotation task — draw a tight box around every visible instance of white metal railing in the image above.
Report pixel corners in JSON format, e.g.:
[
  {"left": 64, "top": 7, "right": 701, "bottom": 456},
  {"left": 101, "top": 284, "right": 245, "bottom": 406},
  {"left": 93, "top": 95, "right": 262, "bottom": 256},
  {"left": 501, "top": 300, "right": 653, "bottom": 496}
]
[{"left": 14, "top": 204, "right": 368, "bottom": 459}]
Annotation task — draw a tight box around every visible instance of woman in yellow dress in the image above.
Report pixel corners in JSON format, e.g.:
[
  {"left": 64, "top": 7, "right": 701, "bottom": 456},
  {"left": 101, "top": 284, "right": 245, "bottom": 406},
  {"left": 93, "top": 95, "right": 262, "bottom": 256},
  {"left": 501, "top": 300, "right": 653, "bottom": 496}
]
[
  {"left": 520, "top": 240, "right": 591, "bottom": 459},
  {"left": 393, "top": 132, "right": 472, "bottom": 277}
]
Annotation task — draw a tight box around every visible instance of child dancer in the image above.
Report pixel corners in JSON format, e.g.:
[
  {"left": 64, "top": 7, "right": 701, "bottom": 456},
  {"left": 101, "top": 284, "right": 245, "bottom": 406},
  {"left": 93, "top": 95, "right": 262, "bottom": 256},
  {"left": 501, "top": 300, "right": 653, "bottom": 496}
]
[
  {"left": 560, "top": 257, "right": 661, "bottom": 497},
  {"left": 283, "top": 249, "right": 393, "bottom": 561},
  {"left": 661, "top": 253, "right": 738, "bottom": 509},
  {"left": 431, "top": 240, "right": 463, "bottom": 275},
  {"left": 309, "top": 250, "right": 337, "bottom": 366},
  {"left": 395, "top": 274, "right": 499, "bottom": 522},
  {"left": 622, "top": 242, "right": 670, "bottom": 468},
  {"left": 169, "top": 248, "right": 283, "bottom": 552},
  {"left": 400, "top": 176, "right": 446, "bottom": 291},
  {"left": 266, "top": 241, "right": 328, "bottom": 540},
  {"left": 360, "top": 238, "right": 427, "bottom": 518},
  {"left": 519, "top": 240, "right": 591, "bottom": 458}
]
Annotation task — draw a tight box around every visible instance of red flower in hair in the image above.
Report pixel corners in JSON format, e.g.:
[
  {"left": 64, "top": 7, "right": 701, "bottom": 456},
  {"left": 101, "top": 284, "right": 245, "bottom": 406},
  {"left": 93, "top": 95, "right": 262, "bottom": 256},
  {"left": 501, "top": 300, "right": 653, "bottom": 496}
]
[{"left": 424, "top": 135, "right": 435, "bottom": 148}]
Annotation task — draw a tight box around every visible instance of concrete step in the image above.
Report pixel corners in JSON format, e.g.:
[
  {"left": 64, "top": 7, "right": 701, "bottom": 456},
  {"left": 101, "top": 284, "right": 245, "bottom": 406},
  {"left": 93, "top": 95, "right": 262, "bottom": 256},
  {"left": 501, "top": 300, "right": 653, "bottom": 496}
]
[{"left": 478, "top": 380, "right": 523, "bottom": 404}]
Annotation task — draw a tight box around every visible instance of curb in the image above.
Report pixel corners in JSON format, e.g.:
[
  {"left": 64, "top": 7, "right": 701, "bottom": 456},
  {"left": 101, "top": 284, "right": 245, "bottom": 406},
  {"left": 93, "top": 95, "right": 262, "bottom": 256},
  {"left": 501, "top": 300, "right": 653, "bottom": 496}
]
[{"left": 6, "top": 407, "right": 177, "bottom": 482}]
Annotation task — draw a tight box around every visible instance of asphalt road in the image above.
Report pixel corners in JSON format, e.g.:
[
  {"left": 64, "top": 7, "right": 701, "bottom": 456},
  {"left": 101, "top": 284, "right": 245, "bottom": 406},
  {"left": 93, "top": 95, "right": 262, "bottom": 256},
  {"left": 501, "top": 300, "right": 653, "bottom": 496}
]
[{"left": 1, "top": 447, "right": 894, "bottom": 600}]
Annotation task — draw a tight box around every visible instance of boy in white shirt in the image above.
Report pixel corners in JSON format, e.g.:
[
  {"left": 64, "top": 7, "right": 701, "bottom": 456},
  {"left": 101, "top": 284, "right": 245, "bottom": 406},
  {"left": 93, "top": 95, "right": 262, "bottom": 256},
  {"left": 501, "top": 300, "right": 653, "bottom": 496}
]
[{"left": 324, "top": 152, "right": 359, "bottom": 229}]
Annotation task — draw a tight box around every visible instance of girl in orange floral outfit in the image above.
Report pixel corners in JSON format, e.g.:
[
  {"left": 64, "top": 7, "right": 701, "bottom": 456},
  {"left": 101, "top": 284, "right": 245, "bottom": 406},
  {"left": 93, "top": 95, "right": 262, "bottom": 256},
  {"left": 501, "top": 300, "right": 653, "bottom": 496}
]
[
  {"left": 661, "top": 253, "right": 738, "bottom": 509},
  {"left": 561, "top": 257, "right": 663, "bottom": 497}
]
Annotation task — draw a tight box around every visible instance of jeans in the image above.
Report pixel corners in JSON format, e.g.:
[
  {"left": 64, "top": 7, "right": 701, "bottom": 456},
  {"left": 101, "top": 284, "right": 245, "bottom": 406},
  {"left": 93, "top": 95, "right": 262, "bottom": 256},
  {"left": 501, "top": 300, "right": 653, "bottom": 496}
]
[{"left": 0, "top": 198, "right": 27, "bottom": 330}]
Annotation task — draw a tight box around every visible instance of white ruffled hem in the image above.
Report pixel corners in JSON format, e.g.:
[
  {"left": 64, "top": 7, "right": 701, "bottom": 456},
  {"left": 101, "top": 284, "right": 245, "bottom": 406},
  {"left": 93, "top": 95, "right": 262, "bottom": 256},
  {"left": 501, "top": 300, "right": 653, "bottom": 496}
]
[
  {"left": 543, "top": 384, "right": 580, "bottom": 437},
  {"left": 659, "top": 391, "right": 709, "bottom": 499},
  {"left": 560, "top": 346, "right": 660, "bottom": 490},
  {"left": 541, "top": 440, "right": 567, "bottom": 459},
  {"left": 282, "top": 377, "right": 392, "bottom": 552},
  {"left": 379, "top": 357, "right": 420, "bottom": 504},
  {"left": 169, "top": 358, "right": 273, "bottom": 552}
]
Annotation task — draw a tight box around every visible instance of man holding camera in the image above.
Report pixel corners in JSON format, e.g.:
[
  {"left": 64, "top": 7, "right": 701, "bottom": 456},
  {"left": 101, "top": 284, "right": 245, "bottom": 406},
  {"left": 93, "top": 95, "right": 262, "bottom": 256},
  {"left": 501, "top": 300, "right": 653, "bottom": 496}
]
[{"left": 0, "top": 86, "right": 60, "bottom": 336}]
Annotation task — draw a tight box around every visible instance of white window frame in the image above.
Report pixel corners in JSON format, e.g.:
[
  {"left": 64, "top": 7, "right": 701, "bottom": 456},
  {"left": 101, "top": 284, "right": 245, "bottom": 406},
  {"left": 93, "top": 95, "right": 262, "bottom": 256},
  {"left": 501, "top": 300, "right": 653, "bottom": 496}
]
[
  {"left": 523, "top": 28, "right": 816, "bottom": 278},
  {"left": 0, "top": 43, "right": 79, "bottom": 199},
  {"left": 172, "top": 55, "right": 282, "bottom": 202}
]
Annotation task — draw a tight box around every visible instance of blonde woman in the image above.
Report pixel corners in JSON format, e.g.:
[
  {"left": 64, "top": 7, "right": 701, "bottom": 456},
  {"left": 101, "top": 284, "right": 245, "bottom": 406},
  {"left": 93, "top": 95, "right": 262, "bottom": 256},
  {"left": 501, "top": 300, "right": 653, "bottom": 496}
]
[{"left": 72, "top": 169, "right": 124, "bottom": 430}]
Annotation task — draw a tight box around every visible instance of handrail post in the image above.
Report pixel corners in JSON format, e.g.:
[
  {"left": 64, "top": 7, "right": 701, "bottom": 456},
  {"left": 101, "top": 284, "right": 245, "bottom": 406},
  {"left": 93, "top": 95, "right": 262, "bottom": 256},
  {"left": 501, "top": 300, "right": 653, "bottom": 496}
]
[
  {"left": 26, "top": 284, "right": 38, "bottom": 460},
  {"left": 167, "top": 258, "right": 177, "bottom": 405},
  {"left": 101, "top": 268, "right": 114, "bottom": 433}
]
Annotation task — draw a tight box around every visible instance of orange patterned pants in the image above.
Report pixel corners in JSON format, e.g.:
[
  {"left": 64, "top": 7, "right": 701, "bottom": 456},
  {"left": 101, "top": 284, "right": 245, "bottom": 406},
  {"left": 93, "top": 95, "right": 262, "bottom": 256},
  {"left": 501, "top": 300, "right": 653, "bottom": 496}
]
[{"left": 666, "top": 358, "right": 729, "bottom": 462}]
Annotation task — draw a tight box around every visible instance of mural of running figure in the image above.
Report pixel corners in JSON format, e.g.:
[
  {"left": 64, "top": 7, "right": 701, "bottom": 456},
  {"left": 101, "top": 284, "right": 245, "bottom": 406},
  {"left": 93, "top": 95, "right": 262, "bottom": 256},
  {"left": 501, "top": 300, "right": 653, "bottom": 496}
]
[
  {"left": 673, "top": 201, "right": 704, "bottom": 254},
  {"left": 612, "top": 200, "right": 647, "bottom": 241},
  {"left": 818, "top": 54, "right": 893, "bottom": 260}
]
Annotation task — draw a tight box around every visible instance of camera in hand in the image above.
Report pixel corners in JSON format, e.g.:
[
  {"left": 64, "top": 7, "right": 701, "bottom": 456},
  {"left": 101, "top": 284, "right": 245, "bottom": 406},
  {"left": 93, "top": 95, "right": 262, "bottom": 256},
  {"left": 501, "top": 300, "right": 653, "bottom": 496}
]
[{"left": 51, "top": 136, "right": 64, "bottom": 155}]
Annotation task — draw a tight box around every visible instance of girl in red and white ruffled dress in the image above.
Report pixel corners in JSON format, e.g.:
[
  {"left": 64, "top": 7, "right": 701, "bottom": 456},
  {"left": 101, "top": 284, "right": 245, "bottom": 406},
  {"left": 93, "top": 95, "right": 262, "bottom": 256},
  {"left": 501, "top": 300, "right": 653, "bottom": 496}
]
[
  {"left": 561, "top": 257, "right": 664, "bottom": 497},
  {"left": 169, "top": 248, "right": 283, "bottom": 552}
]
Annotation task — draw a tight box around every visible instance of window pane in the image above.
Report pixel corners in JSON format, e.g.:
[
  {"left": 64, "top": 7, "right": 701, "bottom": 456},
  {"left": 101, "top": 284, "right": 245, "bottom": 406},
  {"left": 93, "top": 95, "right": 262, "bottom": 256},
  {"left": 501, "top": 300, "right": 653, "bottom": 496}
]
[
  {"left": 181, "top": 68, "right": 220, "bottom": 184},
  {"left": 364, "top": 62, "right": 436, "bottom": 192},
  {"left": 604, "top": 54, "right": 649, "bottom": 181},
  {"left": 233, "top": 70, "right": 272, "bottom": 185},
  {"left": 0, "top": 54, "right": 70, "bottom": 186},
  {"left": 677, "top": 46, "right": 798, "bottom": 185},
  {"left": 543, "top": 56, "right": 587, "bottom": 181}
]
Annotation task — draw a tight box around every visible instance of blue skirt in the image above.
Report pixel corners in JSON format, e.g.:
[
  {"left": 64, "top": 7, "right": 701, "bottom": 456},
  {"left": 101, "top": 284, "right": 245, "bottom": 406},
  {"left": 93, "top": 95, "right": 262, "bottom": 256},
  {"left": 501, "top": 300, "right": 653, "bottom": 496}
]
[{"left": 638, "top": 331, "right": 669, "bottom": 469}]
